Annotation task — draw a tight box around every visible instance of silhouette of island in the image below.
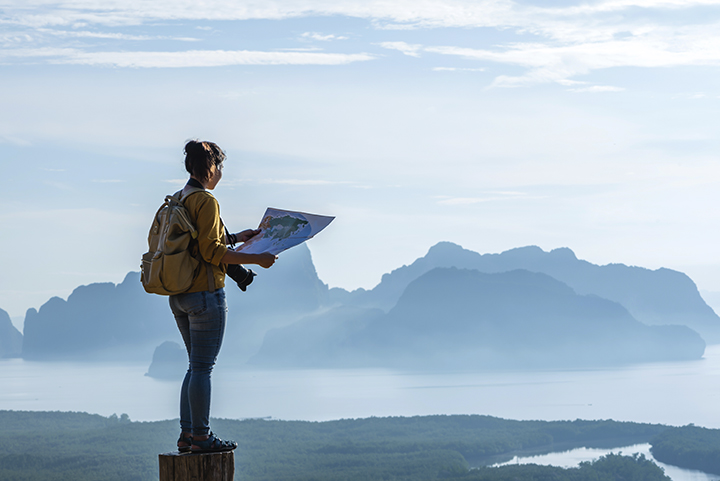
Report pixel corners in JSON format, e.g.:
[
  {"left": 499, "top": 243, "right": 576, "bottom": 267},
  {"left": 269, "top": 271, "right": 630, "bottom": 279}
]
[
  {"left": 330, "top": 242, "right": 720, "bottom": 343},
  {"left": 145, "top": 341, "right": 186, "bottom": 379},
  {"left": 0, "top": 308, "right": 22, "bottom": 358},
  {"left": 7, "top": 242, "right": 715, "bottom": 370},
  {"left": 19, "top": 245, "right": 328, "bottom": 362},
  {"left": 251, "top": 268, "right": 705, "bottom": 369}
]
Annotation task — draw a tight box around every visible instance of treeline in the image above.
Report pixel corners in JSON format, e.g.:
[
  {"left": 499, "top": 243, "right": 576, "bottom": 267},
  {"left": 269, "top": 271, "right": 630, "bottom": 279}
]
[
  {"left": 0, "top": 411, "right": 670, "bottom": 481},
  {"left": 651, "top": 424, "right": 720, "bottom": 475},
  {"left": 460, "top": 453, "right": 670, "bottom": 481}
]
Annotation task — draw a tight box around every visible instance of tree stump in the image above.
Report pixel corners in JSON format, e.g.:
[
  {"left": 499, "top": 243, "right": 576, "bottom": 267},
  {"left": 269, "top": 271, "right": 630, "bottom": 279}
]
[{"left": 158, "top": 450, "right": 235, "bottom": 481}]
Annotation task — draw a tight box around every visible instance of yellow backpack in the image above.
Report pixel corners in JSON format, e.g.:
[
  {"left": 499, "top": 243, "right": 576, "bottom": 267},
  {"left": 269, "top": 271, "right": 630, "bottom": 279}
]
[{"left": 141, "top": 188, "right": 215, "bottom": 295}]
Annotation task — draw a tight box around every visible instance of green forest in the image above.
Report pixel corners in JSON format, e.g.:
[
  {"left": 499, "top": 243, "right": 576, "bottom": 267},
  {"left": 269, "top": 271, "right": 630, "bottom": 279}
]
[
  {"left": 0, "top": 410, "right": 703, "bottom": 481},
  {"left": 651, "top": 424, "right": 720, "bottom": 475}
]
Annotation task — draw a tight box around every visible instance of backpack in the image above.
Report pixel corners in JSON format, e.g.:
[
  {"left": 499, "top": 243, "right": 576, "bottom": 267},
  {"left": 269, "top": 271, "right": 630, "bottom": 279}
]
[{"left": 140, "top": 188, "right": 215, "bottom": 295}]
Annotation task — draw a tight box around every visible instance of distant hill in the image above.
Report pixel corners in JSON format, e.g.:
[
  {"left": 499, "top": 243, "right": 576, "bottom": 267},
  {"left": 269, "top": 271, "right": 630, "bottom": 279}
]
[
  {"left": 12, "top": 241, "right": 714, "bottom": 369},
  {"left": 0, "top": 308, "right": 22, "bottom": 358},
  {"left": 330, "top": 242, "right": 720, "bottom": 343},
  {"left": 20, "top": 244, "right": 328, "bottom": 362},
  {"left": 145, "top": 341, "right": 186, "bottom": 379},
  {"left": 251, "top": 268, "right": 705, "bottom": 369},
  {"left": 21, "top": 272, "right": 173, "bottom": 360}
]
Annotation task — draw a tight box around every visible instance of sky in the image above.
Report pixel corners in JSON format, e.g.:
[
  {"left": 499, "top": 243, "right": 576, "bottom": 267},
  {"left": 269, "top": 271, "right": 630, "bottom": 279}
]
[{"left": 2, "top": 0, "right": 720, "bottom": 324}]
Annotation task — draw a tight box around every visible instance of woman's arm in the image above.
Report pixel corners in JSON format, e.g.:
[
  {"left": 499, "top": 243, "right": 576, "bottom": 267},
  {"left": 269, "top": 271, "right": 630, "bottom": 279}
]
[{"left": 221, "top": 250, "right": 277, "bottom": 269}]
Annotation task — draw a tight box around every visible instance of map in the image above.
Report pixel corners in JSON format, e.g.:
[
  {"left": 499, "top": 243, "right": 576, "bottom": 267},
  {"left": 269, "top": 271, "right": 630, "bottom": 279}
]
[{"left": 236, "top": 208, "right": 334, "bottom": 255}]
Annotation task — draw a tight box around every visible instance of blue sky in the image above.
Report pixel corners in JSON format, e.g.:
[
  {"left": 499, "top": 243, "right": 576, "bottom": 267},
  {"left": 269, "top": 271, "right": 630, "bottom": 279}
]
[{"left": 3, "top": 0, "right": 720, "bottom": 322}]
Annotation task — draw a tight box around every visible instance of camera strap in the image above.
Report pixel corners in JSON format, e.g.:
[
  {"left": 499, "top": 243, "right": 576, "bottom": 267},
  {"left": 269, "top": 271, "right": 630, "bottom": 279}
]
[{"left": 225, "top": 225, "right": 236, "bottom": 249}]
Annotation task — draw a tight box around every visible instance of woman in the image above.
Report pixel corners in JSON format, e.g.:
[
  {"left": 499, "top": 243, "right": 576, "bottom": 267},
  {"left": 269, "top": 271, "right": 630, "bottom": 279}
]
[{"left": 171, "top": 140, "right": 276, "bottom": 453}]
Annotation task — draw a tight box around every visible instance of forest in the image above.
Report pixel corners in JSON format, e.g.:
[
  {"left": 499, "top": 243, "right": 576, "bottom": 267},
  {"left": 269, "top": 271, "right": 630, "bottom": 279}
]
[
  {"left": 651, "top": 424, "right": 720, "bottom": 475},
  {"left": 0, "top": 410, "right": 678, "bottom": 481}
]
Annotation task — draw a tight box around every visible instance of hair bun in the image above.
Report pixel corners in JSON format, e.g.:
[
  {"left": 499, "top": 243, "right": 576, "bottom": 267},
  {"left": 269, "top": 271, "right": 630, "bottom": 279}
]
[{"left": 184, "top": 140, "right": 203, "bottom": 155}]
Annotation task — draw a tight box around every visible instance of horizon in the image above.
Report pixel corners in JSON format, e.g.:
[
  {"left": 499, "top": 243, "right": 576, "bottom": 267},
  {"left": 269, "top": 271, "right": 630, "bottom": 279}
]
[{"left": 3, "top": 0, "right": 720, "bottom": 321}]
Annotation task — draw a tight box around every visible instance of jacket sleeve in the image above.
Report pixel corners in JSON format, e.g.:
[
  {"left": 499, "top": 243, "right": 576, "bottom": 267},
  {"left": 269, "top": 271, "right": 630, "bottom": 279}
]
[{"left": 193, "top": 194, "right": 228, "bottom": 266}]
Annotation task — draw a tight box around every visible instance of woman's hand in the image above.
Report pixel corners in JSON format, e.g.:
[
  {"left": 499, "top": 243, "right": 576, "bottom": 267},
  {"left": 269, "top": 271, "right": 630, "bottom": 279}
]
[
  {"left": 237, "top": 229, "right": 261, "bottom": 243},
  {"left": 255, "top": 253, "right": 277, "bottom": 269}
]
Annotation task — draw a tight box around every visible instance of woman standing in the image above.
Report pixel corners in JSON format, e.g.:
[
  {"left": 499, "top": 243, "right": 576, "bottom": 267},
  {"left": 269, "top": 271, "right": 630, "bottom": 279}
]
[{"left": 171, "top": 140, "right": 276, "bottom": 453}]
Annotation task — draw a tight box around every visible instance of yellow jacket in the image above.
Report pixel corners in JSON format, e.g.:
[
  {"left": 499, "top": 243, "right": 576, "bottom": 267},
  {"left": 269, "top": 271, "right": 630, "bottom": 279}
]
[{"left": 183, "top": 190, "right": 228, "bottom": 292}]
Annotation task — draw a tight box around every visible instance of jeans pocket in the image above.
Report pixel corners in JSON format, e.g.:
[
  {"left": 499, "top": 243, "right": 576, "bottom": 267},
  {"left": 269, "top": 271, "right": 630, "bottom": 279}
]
[{"left": 184, "top": 291, "right": 208, "bottom": 317}]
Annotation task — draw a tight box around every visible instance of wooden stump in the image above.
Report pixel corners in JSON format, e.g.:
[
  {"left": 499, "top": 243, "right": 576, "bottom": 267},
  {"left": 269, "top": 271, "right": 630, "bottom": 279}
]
[{"left": 158, "top": 450, "right": 235, "bottom": 481}]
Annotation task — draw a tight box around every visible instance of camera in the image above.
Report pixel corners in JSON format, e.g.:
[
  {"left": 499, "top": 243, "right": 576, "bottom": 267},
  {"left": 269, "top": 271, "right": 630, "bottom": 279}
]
[{"left": 226, "top": 264, "right": 256, "bottom": 292}]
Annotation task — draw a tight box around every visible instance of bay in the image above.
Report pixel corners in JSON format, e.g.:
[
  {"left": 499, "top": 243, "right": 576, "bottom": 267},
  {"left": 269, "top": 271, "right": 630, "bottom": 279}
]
[{"left": 2, "top": 346, "right": 720, "bottom": 426}]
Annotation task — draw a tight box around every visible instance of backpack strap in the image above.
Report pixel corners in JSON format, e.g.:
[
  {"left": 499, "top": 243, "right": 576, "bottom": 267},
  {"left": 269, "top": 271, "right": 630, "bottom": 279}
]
[
  {"left": 178, "top": 187, "right": 217, "bottom": 293},
  {"left": 205, "top": 263, "right": 216, "bottom": 293}
]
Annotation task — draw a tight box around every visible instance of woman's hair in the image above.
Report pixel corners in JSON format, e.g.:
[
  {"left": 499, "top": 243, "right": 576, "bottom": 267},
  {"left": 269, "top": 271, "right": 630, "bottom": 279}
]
[{"left": 184, "top": 140, "right": 226, "bottom": 181}]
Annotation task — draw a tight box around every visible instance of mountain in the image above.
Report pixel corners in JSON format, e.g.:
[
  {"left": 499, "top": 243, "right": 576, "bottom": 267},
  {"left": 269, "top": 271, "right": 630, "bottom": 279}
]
[
  {"left": 251, "top": 268, "right": 706, "bottom": 369},
  {"left": 145, "top": 341, "right": 186, "bottom": 379},
  {"left": 20, "top": 244, "right": 328, "bottom": 362},
  {"left": 15, "top": 241, "right": 715, "bottom": 367},
  {"left": 22, "top": 272, "right": 173, "bottom": 360},
  {"left": 0, "top": 308, "right": 22, "bottom": 358},
  {"left": 248, "top": 305, "right": 385, "bottom": 368},
  {"left": 330, "top": 242, "right": 720, "bottom": 343}
]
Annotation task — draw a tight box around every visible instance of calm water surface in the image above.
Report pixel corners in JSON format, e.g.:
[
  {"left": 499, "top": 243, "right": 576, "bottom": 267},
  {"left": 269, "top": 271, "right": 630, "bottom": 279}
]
[{"left": 2, "top": 346, "right": 720, "bottom": 425}]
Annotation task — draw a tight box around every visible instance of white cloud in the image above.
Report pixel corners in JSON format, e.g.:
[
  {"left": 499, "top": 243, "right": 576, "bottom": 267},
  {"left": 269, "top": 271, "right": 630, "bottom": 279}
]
[
  {"left": 2, "top": 0, "right": 718, "bottom": 31},
  {"left": 5, "top": 1, "right": 720, "bottom": 84},
  {"left": 300, "top": 32, "right": 348, "bottom": 41},
  {"left": 5, "top": 48, "right": 375, "bottom": 67},
  {"left": 378, "top": 41, "right": 423, "bottom": 57},
  {"left": 425, "top": 26, "right": 720, "bottom": 86},
  {"left": 38, "top": 29, "right": 168, "bottom": 41},
  {"left": 0, "top": 1, "right": 515, "bottom": 29}
]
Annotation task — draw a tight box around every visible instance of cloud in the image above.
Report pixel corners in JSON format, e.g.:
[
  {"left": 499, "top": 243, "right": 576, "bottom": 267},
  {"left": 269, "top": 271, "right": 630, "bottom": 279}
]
[
  {"left": 378, "top": 41, "right": 423, "bottom": 57},
  {"left": 3, "top": 0, "right": 719, "bottom": 31},
  {"left": 3, "top": 48, "right": 375, "bottom": 67},
  {"left": 4, "top": 0, "right": 720, "bottom": 83},
  {"left": 38, "top": 29, "right": 196, "bottom": 41},
  {"left": 425, "top": 26, "right": 720, "bottom": 86},
  {"left": 300, "top": 32, "right": 348, "bottom": 41},
  {"left": 0, "top": 1, "right": 514, "bottom": 29}
]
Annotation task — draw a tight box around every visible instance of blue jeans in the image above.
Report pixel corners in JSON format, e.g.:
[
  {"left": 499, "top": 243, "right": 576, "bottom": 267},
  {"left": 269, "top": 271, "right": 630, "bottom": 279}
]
[{"left": 169, "top": 288, "right": 227, "bottom": 436}]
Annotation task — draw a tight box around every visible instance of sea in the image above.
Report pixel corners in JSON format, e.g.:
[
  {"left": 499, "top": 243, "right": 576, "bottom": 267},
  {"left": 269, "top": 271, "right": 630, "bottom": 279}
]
[{"left": 2, "top": 345, "right": 720, "bottom": 480}]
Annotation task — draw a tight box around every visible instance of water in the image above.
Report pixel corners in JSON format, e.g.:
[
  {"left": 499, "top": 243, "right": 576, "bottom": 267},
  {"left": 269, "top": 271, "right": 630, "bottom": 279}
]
[
  {"left": 3, "top": 346, "right": 720, "bottom": 480},
  {"left": 3, "top": 346, "right": 720, "bottom": 425},
  {"left": 491, "top": 443, "right": 720, "bottom": 481}
]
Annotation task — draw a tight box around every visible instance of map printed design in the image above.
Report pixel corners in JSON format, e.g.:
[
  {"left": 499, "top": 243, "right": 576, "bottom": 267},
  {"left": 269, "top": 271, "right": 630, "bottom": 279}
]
[{"left": 236, "top": 208, "right": 334, "bottom": 255}]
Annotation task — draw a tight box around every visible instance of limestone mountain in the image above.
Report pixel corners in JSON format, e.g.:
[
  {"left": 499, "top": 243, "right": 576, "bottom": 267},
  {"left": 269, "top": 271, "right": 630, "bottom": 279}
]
[
  {"left": 252, "top": 268, "right": 706, "bottom": 369},
  {"left": 330, "top": 242, "right": 720, "bottom": 343},
  {"left": 20, "top": 244, "right": 327, "bottom": 361},
  {"left": 0, "top": 308, "right": 22, "bottom": 358}
]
